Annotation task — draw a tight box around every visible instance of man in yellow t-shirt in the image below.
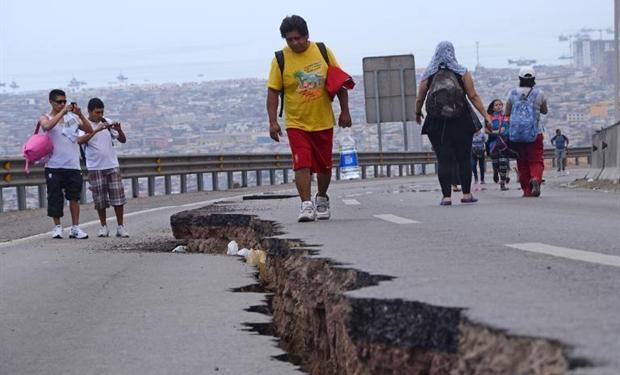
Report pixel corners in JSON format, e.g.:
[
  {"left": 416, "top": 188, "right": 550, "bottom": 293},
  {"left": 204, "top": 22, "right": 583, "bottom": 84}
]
[{"left": 266, "top": 14, "right": 352, "bottom": 223}]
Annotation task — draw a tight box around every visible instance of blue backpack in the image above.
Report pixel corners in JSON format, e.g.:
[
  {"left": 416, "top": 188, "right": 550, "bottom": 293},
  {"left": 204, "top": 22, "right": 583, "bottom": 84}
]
[{"left": 508, "top": 88, "right": 539, "bottom": 143}]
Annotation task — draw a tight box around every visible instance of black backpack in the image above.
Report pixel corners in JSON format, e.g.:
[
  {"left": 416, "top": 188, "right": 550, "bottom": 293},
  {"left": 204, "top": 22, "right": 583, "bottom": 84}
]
[
  {"left": 425, "top": 64, "right": 466, "bottom": 119},
  {"left": 274, "top": 42, "right": 330, "bottom": 118}
]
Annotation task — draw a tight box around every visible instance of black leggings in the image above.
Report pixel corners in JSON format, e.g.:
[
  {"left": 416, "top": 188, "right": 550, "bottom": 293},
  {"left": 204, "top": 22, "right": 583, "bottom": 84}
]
[{"left": 428, "top": 122, "right": 474, "bottom": 197}]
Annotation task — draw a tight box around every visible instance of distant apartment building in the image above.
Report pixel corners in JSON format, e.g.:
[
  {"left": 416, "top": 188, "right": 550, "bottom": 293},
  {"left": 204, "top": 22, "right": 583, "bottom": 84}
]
[{"left": 572, "top": 39, "right": 615, "bottom": 84}]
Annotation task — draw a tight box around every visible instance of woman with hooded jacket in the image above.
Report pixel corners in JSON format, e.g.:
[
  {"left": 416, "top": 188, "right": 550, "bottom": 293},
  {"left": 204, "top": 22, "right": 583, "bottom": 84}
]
[{"left": 416, "top": 41, "right": 491, "bottom": 206}]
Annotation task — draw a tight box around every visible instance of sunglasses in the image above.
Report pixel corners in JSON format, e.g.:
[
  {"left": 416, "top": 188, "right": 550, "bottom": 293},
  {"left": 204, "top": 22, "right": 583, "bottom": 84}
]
[{"left": 53, "top": 100, "right": 67, "bottom": 104}]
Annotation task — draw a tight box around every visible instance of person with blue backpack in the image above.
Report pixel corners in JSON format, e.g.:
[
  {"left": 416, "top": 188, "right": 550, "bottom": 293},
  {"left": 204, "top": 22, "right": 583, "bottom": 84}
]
[{"left": 505, "top": 67, "right": 548, "bottom": 197}]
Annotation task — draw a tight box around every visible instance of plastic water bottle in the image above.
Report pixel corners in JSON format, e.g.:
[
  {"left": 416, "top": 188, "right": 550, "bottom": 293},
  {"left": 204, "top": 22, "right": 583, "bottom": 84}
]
[{"left": 339, "top": 130, "right": 361, "bottom": 180}]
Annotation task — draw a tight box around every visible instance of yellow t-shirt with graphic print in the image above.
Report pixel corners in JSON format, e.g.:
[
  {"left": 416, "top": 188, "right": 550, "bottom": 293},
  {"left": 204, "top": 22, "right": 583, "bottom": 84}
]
[{"left": 267, "top": 42, "right": 340, "bottom": 132}]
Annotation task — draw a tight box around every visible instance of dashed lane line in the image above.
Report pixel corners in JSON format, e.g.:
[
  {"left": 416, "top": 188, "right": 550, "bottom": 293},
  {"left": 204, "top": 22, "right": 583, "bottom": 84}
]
[
  {"left": 343, "top": 199, "right": 361, "bottom": 206},
  {"left": 505, "top": 242, "right": 620, "bottom": 268},
  {"left": 373, "top": 214, "right": 420, "bottom": 225}
]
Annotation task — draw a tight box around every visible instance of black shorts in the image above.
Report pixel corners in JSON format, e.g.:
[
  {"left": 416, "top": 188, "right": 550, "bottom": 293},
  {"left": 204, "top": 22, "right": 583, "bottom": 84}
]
[{"left": 45, "top": 168, "right": 83, "bottom": 218}]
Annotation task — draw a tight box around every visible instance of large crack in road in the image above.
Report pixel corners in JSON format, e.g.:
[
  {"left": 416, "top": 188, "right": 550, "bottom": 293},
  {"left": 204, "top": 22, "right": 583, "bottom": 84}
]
[{"left": 165, "top": 204, "right": 590, "bottom": 374}]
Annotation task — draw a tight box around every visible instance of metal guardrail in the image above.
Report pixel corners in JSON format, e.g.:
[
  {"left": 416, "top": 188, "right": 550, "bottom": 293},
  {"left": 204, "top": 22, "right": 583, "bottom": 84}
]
[{"left": 0, "top": 147, "right": 592, "bottom": 212}]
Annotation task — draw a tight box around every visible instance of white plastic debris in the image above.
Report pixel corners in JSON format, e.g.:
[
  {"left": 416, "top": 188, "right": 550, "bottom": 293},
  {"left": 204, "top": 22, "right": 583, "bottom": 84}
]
[
  {"left": 172, "top": 245, "right": 188, "bottom": 253},
  {"left": 226, "top": 240, "right": 239, "bottom": 256},
  {"left": 587, "top": 178, "right": 594, "bottom": 182},
  {"left": 237, "top": 248, "right": 250, "bottom": 257}
]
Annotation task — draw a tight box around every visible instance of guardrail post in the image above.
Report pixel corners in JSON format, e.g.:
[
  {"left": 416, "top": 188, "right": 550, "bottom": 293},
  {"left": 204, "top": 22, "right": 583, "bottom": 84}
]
[
  {"left": 398, "top": 165, "right": 404, "bottom": 177},
  {"left": 0, "top": 187, "right": 3, "bottom": 213},
  {"left": 282, "top": 169, "right": 289, "bottom": 184},
  {"left": 361, "top": 166, "right": 367, "bottom": 179},
  {"left": 148, "top": 177, "right": 156, "bottom": 196},
  {"left": 38, "top": 184, "right": 47, "bottom": 208},
  {"left": 411, "top": 164, "right": 416, "bottom": 176},
  {"left": 336, "top": 167, "right": 341, "bottom": 180},
  {"left": 165, "top": 176, "right": 172, "bottom": 195},
  {"left": 256, "top": 170, "right": 262, "bottom": 186},
  {"left": 373, "top": 165, "right": 378, "bottom": 178},
  {"left": 197, "top": 173, "right": 204, "bottom": 191},
  {"left": 422, "top": 164, "right": 427, "bottom": 175},
  {"left": 386, "top": 166, "right": 392, "bottom": 177},
  {"left": 552, "top": 158, "right": 556, "bottom": 168},
  {"left": 269, "top": 170, "right": 276, "bottom": 185},
  {"left": 212, "top": 172, "right": 219, "bottom": 191},
  {"left": 241, "top": 171, "right": 248, "bottom": 187},
  {"left": 132, "top": 177, "right": 140, "bottom": 198},
  {"left": 575, "top": 156, "right": 580, "bottom": 166},
  {"left": 227, "top": 171, "right": 234, "bottom": 189},
  {"left": 587, "top": 154, "right": 592, "bottom": 165},
  {"left": 80, "top": 181, "right": 88, "bottom": 204},
  {"left": 180, "top": 174, "right": 187, "bottom": 193},
  {"left": 17, "top": 186, "right": 27, "bottom": 210}
]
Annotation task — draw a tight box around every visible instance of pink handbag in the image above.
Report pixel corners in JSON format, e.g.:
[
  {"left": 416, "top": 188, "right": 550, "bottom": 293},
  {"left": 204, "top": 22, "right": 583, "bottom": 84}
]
[{"left": 22, "top": 121, "right": 53, "bottom": 173}]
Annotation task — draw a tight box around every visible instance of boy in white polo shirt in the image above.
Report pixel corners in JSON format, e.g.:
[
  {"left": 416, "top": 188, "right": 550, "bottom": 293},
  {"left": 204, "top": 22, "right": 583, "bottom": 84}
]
[{"left": 78, "top": 98, "right": 129, "bottom": 237}]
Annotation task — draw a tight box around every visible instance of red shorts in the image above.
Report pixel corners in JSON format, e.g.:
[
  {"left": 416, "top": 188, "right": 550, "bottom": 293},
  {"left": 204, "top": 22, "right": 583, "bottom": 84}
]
[{"left": 286, "top": 128, "right": 333, "bottom": 174}]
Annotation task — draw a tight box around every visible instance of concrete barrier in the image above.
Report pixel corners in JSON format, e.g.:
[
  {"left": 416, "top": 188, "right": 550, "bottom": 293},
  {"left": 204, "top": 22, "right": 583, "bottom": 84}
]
[{"left": 587, "top": 122, "right": 620, "bottom": 181}]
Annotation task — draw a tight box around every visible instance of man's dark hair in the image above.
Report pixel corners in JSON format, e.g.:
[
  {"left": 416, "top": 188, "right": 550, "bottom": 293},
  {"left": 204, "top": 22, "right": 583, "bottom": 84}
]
[
  {"left": 519, "top": 77, "right": 536, "bottom": 88},
  {"left": 49, "top": 89, "right": 66, "bottom": 101},
  {"left": 280, "top": 15, "right": 308, "bottom": 38},
  {"left": 556, "top": 129, "right": 562, "bottom": 134},
  {"left": 88, "top": 97, "right": 105, "bottom": 112}
]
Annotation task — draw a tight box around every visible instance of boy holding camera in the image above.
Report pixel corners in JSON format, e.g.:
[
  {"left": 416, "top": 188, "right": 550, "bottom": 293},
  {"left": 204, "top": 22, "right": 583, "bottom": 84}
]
[
  {"left": 40, "top": 89, "right": 94, "bottom": 239},
  {"left": 78, "top": 98, "right": 129, "bottom": 238}
]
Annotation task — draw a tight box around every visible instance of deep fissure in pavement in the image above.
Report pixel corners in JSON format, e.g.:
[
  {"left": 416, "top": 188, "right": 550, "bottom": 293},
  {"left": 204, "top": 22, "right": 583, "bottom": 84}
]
[{"left": 170, "top": 206, "right": 587, "bottom": 375}]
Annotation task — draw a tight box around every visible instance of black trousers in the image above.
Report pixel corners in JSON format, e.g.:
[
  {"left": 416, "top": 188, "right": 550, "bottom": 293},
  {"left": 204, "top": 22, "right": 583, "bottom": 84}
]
[{"left": 427, "top": 121, "right": 474, "bottom": 197}]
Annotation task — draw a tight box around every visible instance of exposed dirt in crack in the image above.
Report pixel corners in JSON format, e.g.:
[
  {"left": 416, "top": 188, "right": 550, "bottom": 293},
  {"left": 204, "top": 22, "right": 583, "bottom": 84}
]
[{"left": 170, "top": 207, "right": 590, "bottom": 375}]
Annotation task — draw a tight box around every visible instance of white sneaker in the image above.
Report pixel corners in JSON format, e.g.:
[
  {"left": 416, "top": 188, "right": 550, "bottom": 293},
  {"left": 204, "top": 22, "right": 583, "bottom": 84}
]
[
  {"left": 69, "top": 226, "right": 89, "bottom": 239},
  {"left": 314, "top": 194, "right": 330, "bottom": 220},
  {"left": 98, "top": 225, "right": 110, "bottom": 237},
  {"left": 116, "top": 225, "right": 130, "bottom": 238},
  {"left": 297, "top": 201, "right": 316, "bottom": 222},
  {"left": 52, "top": 225, "right": 64, "bottom": 239}
]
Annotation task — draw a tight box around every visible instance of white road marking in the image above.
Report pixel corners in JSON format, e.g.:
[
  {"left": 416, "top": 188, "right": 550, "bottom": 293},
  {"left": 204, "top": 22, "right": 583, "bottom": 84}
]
[
  {"left": 505, "top": 243, "right": 620, "bottom": 268},
  {"left": 345, "top": 193, "right": 363, "bottom": 198},
  {"left": 0, "top": 195, "right": 247, "bottom": 249},
  {"left": 343, "top": 199, "right": 361, "bottom": 205},
  {"left": 373, "top": 214, "right": 419, "bottom": 224}
]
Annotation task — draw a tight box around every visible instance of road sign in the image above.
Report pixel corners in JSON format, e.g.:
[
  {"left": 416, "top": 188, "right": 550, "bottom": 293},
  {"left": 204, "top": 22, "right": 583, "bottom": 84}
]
[{"left": 362, "top": 55, "right": 417, "bottom": 151}]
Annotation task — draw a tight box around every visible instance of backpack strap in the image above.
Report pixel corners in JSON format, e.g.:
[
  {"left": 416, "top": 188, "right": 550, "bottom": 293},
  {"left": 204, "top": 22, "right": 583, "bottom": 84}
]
[
  {"left": 274, "top": 50, "right": 285, "bottom": 118},
  {"left": 34, "top": 121, "right": 41, "bottom": 135},
  {"left": 316, "top": 42, "right": 330, "bottom": 65}
]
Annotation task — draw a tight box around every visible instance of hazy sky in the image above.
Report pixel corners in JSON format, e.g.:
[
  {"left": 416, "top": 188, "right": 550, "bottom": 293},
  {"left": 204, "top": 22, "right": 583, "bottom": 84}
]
[{"left": 0, "top": 0, "right": 613, "bottom": 91}]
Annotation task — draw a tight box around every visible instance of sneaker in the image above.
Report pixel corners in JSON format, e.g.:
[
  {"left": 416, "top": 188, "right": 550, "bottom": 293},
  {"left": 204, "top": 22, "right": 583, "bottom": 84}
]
[
  {"left": 297, "top": 201, "right": 316, "bottom": 222},
  {"left": 314, "top": 194, "right": 330, "bottom": 220},
  {"left": 69, "top": 226, "right": 89, "bottom": 239},
  {"left": 52, "top": 225, "right": 64, "bottom": 239},
  {"left": 480, "top": 180, "right": 485, "bottom": 185},
  {"left": 500, "top": 181, "right": 509, "bottom": 191},
  {"left": 116, "top": 225, "right": 130, "bottom": 238},
  {"left": 493, "top": 171, "right": 499, "bottom": 183},
  {"left": 98, "top": 225, "right": 110, "bottom": 237},
  {"left": 530, "top": 179, "right": 541, "bottom": 197}
]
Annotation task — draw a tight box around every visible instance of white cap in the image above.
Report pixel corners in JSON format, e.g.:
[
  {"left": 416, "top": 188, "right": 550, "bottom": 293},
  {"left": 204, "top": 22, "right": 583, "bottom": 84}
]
[{"left": 519, "top": 66, "right": 536, "bottom": 78}]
